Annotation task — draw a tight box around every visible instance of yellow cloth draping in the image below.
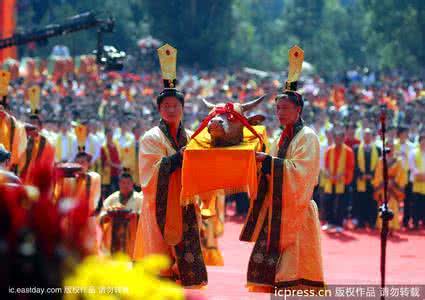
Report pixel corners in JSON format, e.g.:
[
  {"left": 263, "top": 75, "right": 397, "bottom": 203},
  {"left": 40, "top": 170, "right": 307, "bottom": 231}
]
[
  {"left": 181, "top": 126, "right": 267, "bottom": 205},
  {"left": 413, "top": 149, "right": 425, "bottom": 194},
  {"left": 0, "top": 112, "right": 27, "bottom": 167},
  {"left": 200, "top": 190, "right": 225, "bottom": 266},
  {"left": 373, "top": 158, "right": 407, "bottom": 230},
  {"left": 356, "top": 143, "right": 379, "bottom": 192},
  {"left": 323, "top": 145, "right": 347, "bottom": 194}
]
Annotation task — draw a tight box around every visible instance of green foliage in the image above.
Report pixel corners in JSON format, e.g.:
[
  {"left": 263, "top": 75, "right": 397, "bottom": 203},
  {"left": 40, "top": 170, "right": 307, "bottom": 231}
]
[
  {"left": 364, "top": 0, "right": 425, "bottom": 71},
  {"left": 144, "top": 0, "right": 234, "bottom": 68},
  {"left": 15, "top": 0, "right": 425, "bottom": 74}
]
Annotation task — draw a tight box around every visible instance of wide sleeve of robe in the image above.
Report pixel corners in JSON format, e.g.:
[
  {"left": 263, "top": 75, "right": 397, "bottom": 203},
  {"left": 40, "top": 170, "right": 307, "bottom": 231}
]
[
  {"left": 88, "top": 171, "right": 101, "bottom": 213},
  {"left": 133, "top": 128, "right": 184, "bottom": 260},
  {"left": 274, "top": 127, "right": 321, "bottom": 251},
  {"left": 11, "top": 119, "right": 27, "bottom": 167},
  {"left": 138, "top": 129, "right": 169, "bottom": 195}
]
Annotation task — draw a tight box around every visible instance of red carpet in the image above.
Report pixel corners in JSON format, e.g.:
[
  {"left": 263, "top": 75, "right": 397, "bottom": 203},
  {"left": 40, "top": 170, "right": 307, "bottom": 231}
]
[{"left": 187, "top": 216, "right": 425, "bottom": 300}]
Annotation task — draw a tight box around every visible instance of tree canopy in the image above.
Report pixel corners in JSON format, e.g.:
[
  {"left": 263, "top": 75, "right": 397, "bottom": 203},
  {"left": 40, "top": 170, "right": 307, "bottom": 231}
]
[{"left": 16, "top": 0, "right": 425, "bottom": 75}]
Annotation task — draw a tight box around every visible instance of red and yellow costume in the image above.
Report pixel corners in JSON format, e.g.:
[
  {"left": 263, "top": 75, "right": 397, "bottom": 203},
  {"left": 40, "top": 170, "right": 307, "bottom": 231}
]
[
  {"left": 0, "top": 71, "right": 27, "bottom": 170},
  {"left": 323, "top": 144, "right": 355, "bottom": 194},
  {"left": 54, "top": 163, "right": 101, "bottom": 255},
  {"left": 373, "top": 157, "right": 407, "bottom": 230}
]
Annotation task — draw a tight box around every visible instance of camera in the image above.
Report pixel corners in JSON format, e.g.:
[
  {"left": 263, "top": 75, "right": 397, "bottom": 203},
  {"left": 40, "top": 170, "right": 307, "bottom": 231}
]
[{"left": 93, "top": 45, "right": 126, "bottom": 71}]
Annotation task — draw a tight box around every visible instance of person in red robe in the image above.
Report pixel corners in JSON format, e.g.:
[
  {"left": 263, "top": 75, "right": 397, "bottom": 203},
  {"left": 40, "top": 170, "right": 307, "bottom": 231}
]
[
  {"left": 101, "top": 127, "right": 122, "bottom": 199},
  {"left": 18, "top": 115, "right": 55, "bottom": 200},
  {"left": 322, "top": 129, "right": 355, "bottom": 232}
]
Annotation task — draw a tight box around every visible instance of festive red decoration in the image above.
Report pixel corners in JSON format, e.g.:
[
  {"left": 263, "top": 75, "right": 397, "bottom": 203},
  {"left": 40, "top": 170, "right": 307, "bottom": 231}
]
[
  {"left": 0, "top": 182, "right": 29, "bottom": 247},
  {"left": 1, "top": 154, "right": 94, "bottom": 257},
  {"left": 278, "top": 124, "right": 294, "bottom": 147},
  {"left": 191, "top": 102, "right": 264, "bottom": 144}
]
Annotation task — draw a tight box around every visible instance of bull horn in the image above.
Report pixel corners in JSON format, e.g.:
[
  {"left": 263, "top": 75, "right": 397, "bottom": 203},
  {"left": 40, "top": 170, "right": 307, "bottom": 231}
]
[
  {"left": 201, "top": 98, "right": 215, "bottom": 109},
  {"left": 241, "top": 95, "right": 266, "bottom": 112}
]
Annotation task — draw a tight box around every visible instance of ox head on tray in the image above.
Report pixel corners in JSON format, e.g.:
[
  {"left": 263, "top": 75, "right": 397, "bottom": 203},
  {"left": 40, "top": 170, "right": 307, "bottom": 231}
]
[{"left": 201, "top": 95, "right": 266, "bottom": 147}]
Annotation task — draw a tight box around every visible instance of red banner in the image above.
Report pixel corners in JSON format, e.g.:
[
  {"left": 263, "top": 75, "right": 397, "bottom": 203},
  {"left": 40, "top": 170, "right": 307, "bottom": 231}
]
[{"left": 0, "top": 0, "right": 17, "bottom": 63}]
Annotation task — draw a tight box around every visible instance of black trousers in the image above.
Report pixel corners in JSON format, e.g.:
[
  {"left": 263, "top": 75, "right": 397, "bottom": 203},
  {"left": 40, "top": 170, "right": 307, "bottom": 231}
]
[
  {"left": 347, "top": 184, "right": 354, "bottom": 219},
  {"left": 323, "top": 192, "right": 348, "bottom": 227},
  {"left": 354, "top": 183, "right": 377, "bottom": 228},
  {"left": 313, "top": 184, "right": 321, "bottom": 210},
  {"left": 402, "top": 182, "right": 413, "bottom": 227},
  {"left": 413, "top": 193, "right": 425, "bottom": 226}
]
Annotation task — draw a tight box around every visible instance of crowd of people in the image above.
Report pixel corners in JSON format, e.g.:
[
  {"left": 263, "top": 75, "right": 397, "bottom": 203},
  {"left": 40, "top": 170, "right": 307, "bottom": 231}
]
[
  {"left": 2, "top": 57, "right": 425, "bottom": 233},
  {"left": 1, "top": 52, "right": 425, "bottom": 295}
]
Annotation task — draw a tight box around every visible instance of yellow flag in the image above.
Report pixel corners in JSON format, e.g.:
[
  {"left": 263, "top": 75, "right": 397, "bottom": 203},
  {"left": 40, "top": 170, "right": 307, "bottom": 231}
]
[
  {"left": 28, "top": 85, "right": 41, "bottom": 113},
  {"left": 0, "top": 70, "right": 11, "bottom": 97},
  {"left": 75, "top": 124, "right": 88, "bottom": 150}
]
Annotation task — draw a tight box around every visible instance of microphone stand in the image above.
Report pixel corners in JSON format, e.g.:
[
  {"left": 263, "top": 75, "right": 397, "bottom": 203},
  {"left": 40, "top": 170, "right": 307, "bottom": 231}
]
[{"left": 379, "top": 107, "right": 393, "bottom": 300}]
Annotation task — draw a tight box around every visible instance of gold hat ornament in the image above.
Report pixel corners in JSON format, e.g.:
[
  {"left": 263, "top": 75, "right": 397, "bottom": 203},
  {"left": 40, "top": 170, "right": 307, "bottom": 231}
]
[
  {"left": 157, "top": 43, "right": 177, "bottom": 88},
  {"left": 156, "top": 43, "right": 184, "bottom": 106},
  {"left": 275, "top": 45, "right": 305, "bottom": 109},
  {"left": 285, "top": 45, "right": 304, "bottom": 92}
]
